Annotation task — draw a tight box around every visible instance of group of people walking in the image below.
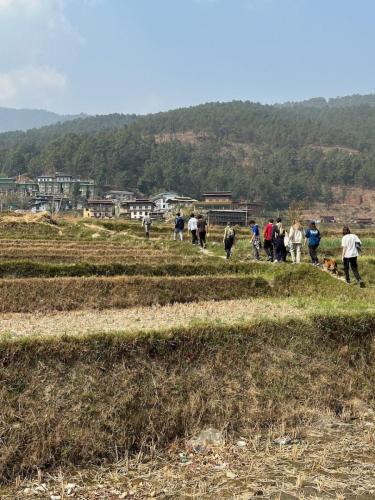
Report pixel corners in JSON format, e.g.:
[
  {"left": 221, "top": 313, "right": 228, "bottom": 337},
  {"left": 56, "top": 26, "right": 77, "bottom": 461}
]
[
  {"left": 250, "top": 218, "right": 321, "bottom": 265},
  {"left": 250, "top": 218, "right": 364, "bottom": 286},
  {"left": 145, "top": 211, "right": 364, "bottom": 286},
  {"left": 173, "top": 212, "right": 208, "bottom": 248}
]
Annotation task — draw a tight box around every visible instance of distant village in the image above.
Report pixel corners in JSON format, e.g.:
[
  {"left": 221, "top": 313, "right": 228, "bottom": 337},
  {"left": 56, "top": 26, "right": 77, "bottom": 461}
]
[
  {"left": 0, "top": 172, "right": 263, "bottom": 226},
  {"left": 0, "top": 172, "right": 373, "bottom": 226}
]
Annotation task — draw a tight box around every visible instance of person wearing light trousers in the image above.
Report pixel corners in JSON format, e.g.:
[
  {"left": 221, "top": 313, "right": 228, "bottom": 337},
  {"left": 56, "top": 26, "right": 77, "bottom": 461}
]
[{"left": 288, "top": 220, "right": 304, "bottom": 264}]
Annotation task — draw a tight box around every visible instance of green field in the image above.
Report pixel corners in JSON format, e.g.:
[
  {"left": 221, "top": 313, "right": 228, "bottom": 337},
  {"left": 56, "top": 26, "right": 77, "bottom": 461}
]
[{"left": 0, "top": 214, "right": 375, "bottom": 498}]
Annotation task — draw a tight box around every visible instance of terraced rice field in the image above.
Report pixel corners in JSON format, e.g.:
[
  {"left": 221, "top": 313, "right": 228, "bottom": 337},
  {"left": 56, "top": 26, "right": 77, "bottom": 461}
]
[{"left": 1, "top": 215, "right": 375, "bottom": 498}]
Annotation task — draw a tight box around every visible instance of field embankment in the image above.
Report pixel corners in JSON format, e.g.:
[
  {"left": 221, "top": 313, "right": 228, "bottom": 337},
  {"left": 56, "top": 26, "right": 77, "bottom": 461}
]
[
  {"left": 0, "top": 265, "right": 360, "bottom": 313},
  {"left": 1, "top": 315, "right": 375, "bottom": 480},
  {"left": 0, "top": 274, "right": 270, "bottom": 312}
]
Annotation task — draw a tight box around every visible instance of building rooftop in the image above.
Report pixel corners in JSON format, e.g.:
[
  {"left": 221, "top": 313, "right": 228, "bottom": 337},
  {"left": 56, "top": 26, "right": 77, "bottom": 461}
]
[
  {"left": 88, "top": 199, "right": 114, "bottom": 205},
  {"left": 203, "top": 191, "right": 232, "bottom": 197},
  {"left": 106, "top": 190, "right": 134, "bottom": 195}
]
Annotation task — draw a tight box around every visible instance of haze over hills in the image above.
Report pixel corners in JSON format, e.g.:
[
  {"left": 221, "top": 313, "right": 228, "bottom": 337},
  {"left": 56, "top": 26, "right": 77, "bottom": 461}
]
[
  {"left": 0, "top": 107, "right": 86, "bottom": 133},
  {"left": 1, "top": 93, "right": 375, "bottom": 209}
]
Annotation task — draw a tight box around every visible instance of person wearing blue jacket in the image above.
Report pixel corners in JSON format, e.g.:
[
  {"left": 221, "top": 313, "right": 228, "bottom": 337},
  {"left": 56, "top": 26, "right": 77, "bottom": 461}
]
[{"left": 304, "top": 221, "right": 321, "bottom": 265}]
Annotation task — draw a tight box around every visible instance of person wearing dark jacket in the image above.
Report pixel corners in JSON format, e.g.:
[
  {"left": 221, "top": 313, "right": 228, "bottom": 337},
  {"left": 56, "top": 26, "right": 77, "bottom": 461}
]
[
  {"left": 223, "top": 222, "right": 236, "bottom": 259},
  {"left": 263, "top": 219, "right": 274, "bottom": 261},
  {"left": 173, "top": 212, "right": 184, "bottom": 241},
  {"left": 197, "top": 214, "right": 207, "bottom": 248},
  {"left": 304, "top": 221, "right": 321, "bottom": 265},
  {"left": 272, "top": 217, "right": 286, "bottom": 262}
]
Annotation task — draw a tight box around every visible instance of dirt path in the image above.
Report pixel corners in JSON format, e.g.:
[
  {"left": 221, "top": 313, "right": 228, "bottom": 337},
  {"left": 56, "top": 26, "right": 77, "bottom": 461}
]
[{"left": 0, "top": 298, "right": 301, "bottom": 338}]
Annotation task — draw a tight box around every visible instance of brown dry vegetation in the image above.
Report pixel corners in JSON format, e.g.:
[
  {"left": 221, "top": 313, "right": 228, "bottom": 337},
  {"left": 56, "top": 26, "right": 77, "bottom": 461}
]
[
  {"left": 0, "top": 214, "right": 375, "bottom": 497},
  {"left": 0, "top": 274, "right": 270, "bottom": 313},
  {"left": 1, "top": 317, "right": 375, "bottom": 481},
  {"left": 0, "top": 298, "right": 302, "bottom": 338},
  {"left": 5, "top": 413, "right": 375, "bottom": 498}
]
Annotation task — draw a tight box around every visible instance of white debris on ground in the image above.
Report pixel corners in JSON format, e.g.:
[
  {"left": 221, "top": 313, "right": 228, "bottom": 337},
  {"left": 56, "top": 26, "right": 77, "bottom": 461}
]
[{"left": 4, "top": 414, "right": 375, "bottom": 499}]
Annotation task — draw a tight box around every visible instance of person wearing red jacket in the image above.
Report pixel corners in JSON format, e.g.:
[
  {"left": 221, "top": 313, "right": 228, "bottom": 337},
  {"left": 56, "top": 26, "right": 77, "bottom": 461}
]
[{"left": 263, "top": 218, "right": 274, "bottom": 261}]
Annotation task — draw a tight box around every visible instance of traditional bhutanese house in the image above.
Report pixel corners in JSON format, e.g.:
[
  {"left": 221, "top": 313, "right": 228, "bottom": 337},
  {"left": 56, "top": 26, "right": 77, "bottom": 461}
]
[
  {"left": 84, "top": 199, "right": 115, "bottom": 218},
  {"left": 195, "top": 191, "right": 234, "bottom": 211},
  {"left": 195, "top": 191, "right": 261, "bottom": 212},
  {"left": 164, "top": 195, "right": 198, "bottom": 211},
  {"left": 151, "top": 191, "right": 179, "bottom": 212},
  {"left": 37, "top": 173, "right": 96, "bottom": 198},
  {"left": 203, "top": 191, "right": 233, "bottom": 203},
  {"left": 120, "top": 198, "right": 156, "bottom": 220}
]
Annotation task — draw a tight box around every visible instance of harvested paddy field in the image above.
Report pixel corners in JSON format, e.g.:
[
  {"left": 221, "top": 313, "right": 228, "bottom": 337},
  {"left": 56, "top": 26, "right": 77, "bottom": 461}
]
[
  {"left": 0, "top": 298, "right": 303, "bottom": 337},
  {"left": 0, "top": 215, "right": 375, "bottom": 498}
]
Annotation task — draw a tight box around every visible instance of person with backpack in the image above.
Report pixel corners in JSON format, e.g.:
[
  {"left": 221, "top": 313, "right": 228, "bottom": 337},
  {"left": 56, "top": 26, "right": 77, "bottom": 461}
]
[
  {"left": 304, "top": 221, "right": 321, "bottom": 265},
  {"left": 188, "top": 213, "right": 198, "bottom": 244},
  {"left": 174, "top": 212, "right": 185, "bottom": 241},
  {"left": 142, "top": 214, "right": 152, "bottom": 239},
  {"left": 288, "top": 220, "right": 304, "bottom": 264},
  {"left": 272, "top": 217, "right": 286, "bottom": 262},
  {"left": 197, "top": 214, "right": 207, "bottom": 248},
  {"left": 223, "top": 222, "right": 235, "bottom": 259},
  {"left": 263, "top": 218, "right": 274, "bottom": 261},
  {"left": 341, "top": 225, "right": 364, "bottom": 286},
  {"left": 249, "top": 220, "right": 261, "bottom": 261}
]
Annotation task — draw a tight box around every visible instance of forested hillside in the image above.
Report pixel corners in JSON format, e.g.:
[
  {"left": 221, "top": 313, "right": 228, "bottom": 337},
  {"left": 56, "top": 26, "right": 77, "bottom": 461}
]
[{"left": 1, "top": 98, "right": 375, "bottom": 209}]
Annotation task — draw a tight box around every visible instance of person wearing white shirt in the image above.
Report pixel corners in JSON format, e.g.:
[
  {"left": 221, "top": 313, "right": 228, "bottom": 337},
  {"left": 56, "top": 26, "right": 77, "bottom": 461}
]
[
  {"left": 188, "top": 213, "right": 198, "bottom": 244},
  {"left": 341, "top": 226, "right": 364, "bottom": 286}
]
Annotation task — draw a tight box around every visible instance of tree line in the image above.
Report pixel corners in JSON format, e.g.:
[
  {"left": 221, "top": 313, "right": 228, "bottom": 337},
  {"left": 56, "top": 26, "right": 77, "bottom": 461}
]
[{"left": 0, "top": 99, "right": 375, "bottom": 209}]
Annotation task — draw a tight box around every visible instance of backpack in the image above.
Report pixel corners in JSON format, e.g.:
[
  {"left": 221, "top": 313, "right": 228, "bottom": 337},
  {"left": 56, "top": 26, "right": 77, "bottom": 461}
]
[
  {"left": 227, "top": 227, "right": 235, "bottom": 238},
  {"left": 175, "top": 217, "right": 184, "bottom": 230}
]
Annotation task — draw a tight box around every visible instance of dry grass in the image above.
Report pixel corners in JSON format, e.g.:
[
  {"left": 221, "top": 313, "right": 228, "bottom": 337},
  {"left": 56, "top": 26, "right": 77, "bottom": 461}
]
[
  {"left": 0, "top": 298, "right": 302, "bottom": 338},
  {"left": 0, "top": 217, "right": 374, "bottom": 490},
  {"left": 3, "top": 415, "right": 375, "bottom": 498},
  {"left": 0, "top": 240, "right": 175, "bottom": 263},
  {"left": 0, "top": 317, "right": 375, "bottom": 480},
  {"left": 0, "top": 274, "right": 270, "bottom": 312},
  {"left": 0, "top": 212, "right": 57, "bottom": 225}
]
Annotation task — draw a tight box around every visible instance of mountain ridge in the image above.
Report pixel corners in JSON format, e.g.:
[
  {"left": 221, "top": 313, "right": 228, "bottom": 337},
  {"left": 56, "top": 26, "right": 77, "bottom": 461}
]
[
  {"left": 2, "top": 91, "right": 375, "bottom": 134},
  {"left": 1, "top": 94, "right": 375, "bottom": 209}
]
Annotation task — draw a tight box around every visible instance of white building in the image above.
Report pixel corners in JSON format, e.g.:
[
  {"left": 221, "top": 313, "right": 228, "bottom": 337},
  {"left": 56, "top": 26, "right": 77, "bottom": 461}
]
[
  {"left": 151, "top": 192, "right": 197, "bottom": 212},
  {"left": 151, "top": 192, "right": 179, "bottom": 212},
  {"left": 120, "top": 198, "right": 156, "bottom": 220}
]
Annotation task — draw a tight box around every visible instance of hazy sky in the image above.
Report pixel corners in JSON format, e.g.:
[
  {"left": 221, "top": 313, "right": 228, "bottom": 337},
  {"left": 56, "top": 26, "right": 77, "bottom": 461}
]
[{"left": 0, "top": 0, "right": 374, "bottom": 114}]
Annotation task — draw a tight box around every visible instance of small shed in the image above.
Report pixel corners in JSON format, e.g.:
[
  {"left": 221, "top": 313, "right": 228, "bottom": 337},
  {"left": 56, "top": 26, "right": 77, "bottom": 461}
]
[{"left": 207, "top": 209, "right": 248, "bottom": 227}]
